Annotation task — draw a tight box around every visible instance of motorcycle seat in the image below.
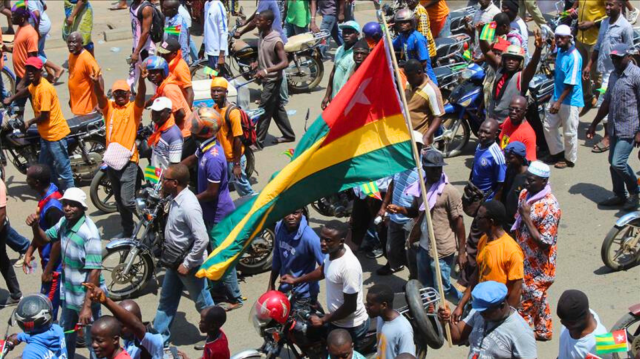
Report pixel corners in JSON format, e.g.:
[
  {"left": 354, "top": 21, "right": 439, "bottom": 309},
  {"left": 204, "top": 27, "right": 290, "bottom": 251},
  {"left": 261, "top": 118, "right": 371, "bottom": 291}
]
[
  {"left": 67, "top": 112, "right": 104, "bottom": 134},
  {"left": 232, "top": 38, "right": 259, "bottom": 52},
  {"left": 433, "top": 66, "right": 453, "bottom": 78},
  {"left": 284, "top": 33, "right": 315, "bottom": 52},
  {"left": 435, "top": 37, "right": 456, "bottom": 48}
]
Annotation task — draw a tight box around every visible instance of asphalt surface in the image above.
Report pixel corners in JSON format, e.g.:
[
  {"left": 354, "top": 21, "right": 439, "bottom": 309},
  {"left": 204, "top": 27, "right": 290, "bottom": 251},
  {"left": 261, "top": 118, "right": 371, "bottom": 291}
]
[{"left": 0, "top": 2, "right": 639, "bottom": 359}]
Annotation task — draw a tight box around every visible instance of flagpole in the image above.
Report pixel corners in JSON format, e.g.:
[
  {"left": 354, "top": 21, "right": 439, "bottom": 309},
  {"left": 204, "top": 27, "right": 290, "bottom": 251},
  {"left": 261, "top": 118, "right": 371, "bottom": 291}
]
[{"left": 378, "top": 11, "right": 453, "bottom": 348}]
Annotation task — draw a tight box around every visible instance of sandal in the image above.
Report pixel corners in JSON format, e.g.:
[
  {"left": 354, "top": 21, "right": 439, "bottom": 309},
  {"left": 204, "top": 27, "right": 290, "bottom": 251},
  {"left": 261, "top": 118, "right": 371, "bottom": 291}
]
[
  {"left": 109, "top": 4, "right": 128, "bottom": 10},
  {"left": 52, "top": 69, "right": 66, "bottom": 85},
  {"left": 554, "top": 159, "right": 575, "bottom": 169},
  {"left": 591, "top": 140, "right": 609, "bottom": 153}
]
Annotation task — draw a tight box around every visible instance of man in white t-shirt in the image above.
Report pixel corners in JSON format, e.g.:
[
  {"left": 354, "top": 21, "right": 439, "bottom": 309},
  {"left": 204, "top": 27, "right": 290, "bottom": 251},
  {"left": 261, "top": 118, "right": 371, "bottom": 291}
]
[
  {"left": 365, "top": 284, "right": 415, "bottom": 359},
  {"left": 557, "top": 289, "right": 612, "bottom": 359},
  {"left": 282, "top": 221, "right": 370, "bottom": 348},
  {"left": 468, "top": 0, "right": 501, "bottom": 59}
]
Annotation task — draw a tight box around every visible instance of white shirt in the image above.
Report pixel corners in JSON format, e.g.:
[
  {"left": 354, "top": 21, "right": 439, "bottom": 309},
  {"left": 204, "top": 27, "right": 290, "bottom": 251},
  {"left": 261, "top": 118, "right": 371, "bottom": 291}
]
[
  {"left": 559, "top": 310, "right": 612, "bottom": 359},
  {"left": 204, "top": 0, "right": 228, "bottom": 57},
  {"left": 472, "top": 3, "right": 501, "bottom": 58},
  {"left": 323, "top": 246, "right": 368, "bottom": 328},
  {"left": 28, "top": 0, "right": 51, "bottom": 36},
  {"left": 511, "top": 17, "right": 529, "bottom": 57},
  {"left": 179, "top": 4, "right": 192, "bottom": 28}
]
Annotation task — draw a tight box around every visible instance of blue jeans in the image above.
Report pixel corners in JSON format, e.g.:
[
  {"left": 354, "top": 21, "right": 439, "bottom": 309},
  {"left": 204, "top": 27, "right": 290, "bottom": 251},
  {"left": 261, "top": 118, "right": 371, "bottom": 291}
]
[
  {"left": 153, "top": 267, "right": 214, "bottom": 346},
  {"left": 329, "top": 317, "right": 370, "bottom": 351},
  {"left": 38, "top": 35, "right": 47, "bottom": 58},
  {"left": 39, "top": 138, "right": 75, "bottom": 191},
  {"left": 60, "top": 302, "right": 101, "bottom": 359},
  {"left": 417, "top": 247, "right": 462, "bottom": 301},
  {"left": 319, "top": 14, "right": 343, "bottom": 57},
  {"left": 6, "top": 227, "right": 29, "bottom": 254},
  {"left": 206, "top": 223, "right": 243, "bottom": 304},
  {"left": 228, "top": 154, "right": 255, "bottom": 197},
  {"left": 284, "top": 22, "right": 308, "bottom": 37},
  {"left": 609, "top": 136, "right": 639, "bottom": 198},
  {"left": 437, "top": 14, "right": 452, "bottom": 38},
  {"left": 189, "top": 37, "right": 199, "bottom": 64},
  {"left": 12, "top": 77, "right": 28, "bottom": 108}
]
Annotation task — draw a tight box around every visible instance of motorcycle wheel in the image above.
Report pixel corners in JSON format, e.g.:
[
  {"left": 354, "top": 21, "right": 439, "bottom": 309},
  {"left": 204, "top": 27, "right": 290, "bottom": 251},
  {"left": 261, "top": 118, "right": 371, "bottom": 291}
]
[
  {"left": 436, "top": 115, "right": 471, "bottom": 158},
  {"left": 601, "top": 221, "right": 640, "bottom": 271},
  {"left": 90, "top": 170, "right": 118, "bottom": 214},
  {"left": 287, "top": 54, "right": 324, "bottom": 94},
  {"left": 1, "top": 67, "right": 16, "bottom": 97},
  {"left": 611, "top": 312, "right": 640, "bottom": 359},
  {"left": 405, "top": 280, "right": 445, "bottom": 349},
  {"left": 245, "top": 146, "right": 255, "bottom": 178},
  {"left": 237, "top": 227, "right": 276, "bottom": 275},
  {"left": 416, "top": 342, "right": 428, "bottom": 359},
  {"left": 102, "top": 246, "right": 154, "bottom": 301}
]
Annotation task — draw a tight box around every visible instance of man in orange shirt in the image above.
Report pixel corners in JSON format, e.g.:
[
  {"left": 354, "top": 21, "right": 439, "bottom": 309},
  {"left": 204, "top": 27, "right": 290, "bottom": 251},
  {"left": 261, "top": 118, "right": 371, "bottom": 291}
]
[
  {"left": 6, "top": 5, "right": 38, "bottom": 110},
  {"left": 210, "top": 77, "right": 255, "bottom": 197},
  {"left": 91, "top": 72, "right": 145, "bottom": 237},
  {"left": 67, "top": 32, "right": 101, "bottom": 116},
  {"left": 13, "top": 58, "right": 74, "bottom": 190},
  {"left": 421, "top": 0, "right": 451, "bottom": 38},
  {"left": 157, "top": 37, "right": 194, "bottom": 107},
  {"left": 452, "top": 200, "right": 524, "bottom": 322},
  {"left": 144, "top": 56, "right": 195, "bottom": 160}
]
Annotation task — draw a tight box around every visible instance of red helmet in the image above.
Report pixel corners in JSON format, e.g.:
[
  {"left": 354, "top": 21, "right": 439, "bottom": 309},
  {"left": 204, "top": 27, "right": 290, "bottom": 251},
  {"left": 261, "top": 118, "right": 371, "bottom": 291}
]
[{"left": 253, "top": 290, "right": 291, "bottom": 325}]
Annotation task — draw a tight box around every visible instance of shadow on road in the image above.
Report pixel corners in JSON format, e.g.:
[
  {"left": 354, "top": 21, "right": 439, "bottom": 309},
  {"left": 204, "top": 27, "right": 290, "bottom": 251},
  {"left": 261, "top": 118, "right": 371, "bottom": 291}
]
[
  {"left": 168, "top": 311, "right": 206, "bottom": 347},
  {"left": 568, "top": 182, "right": 609, "bottom": 204}
]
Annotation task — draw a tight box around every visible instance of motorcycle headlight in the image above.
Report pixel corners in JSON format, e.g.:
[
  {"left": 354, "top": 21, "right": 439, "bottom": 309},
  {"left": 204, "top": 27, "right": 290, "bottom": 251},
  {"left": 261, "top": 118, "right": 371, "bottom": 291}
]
[{"left": 135, "top": 198, "right": 147, "bottom": 217}]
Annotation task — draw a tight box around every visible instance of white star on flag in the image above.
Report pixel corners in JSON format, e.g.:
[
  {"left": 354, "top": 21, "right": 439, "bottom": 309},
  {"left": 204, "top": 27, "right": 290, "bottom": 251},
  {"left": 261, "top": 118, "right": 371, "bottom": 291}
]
[
  {"left": 616, "top": 334, "right": 625, "bottom": 342},
  {"left": 345, "top": 77, "right": 372, "bottom": 116}
]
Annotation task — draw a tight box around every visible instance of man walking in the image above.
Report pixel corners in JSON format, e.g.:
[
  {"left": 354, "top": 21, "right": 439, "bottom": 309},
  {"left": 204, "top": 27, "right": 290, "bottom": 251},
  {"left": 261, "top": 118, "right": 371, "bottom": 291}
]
[
  {"left": 153, "top": 164, "right": 214, "bottom": 345},
  {"left": 322, "top": 20, "right": 359, "bottom": 109},
  {"left": 254, "top": 10, "right": 295, "bottom": 148},
  {"left": 67, "top": 32, "right": 101, "bottom": 117},
  {"left": 128, "top": 0, "right": 155, "bottom": 88},
  {"left": 4, "top": 5, "right": 37, "bottom": 112},
  {"left": 202, "top": 0, "right": 228, "bottom": 72},
  {"left": 513, "top": 161, "right": 561, "bottom": 341},
  {"left": 422, "top": 0, "right": 450, "bottom": 38},
  {"left": 0, "top": 176, "right": 22, "bottom": 307},
  {"left": 588, "top": 43, "right": 640, "bottom": 211},
  {"left": 502, "top": 142, "right": 530, "bottom": 230},
  {"left": 544, "top": 25, "right": 584, "bottom": 169},
  {"left": 310, "top": 0, "right": 343, "bottom": 57}
]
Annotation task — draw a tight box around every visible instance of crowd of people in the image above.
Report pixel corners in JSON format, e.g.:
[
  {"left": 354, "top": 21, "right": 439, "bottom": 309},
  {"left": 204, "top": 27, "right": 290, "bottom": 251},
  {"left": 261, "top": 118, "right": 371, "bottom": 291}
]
[{"left": 0, "top": 0, "right": 636, "bottom": 359}]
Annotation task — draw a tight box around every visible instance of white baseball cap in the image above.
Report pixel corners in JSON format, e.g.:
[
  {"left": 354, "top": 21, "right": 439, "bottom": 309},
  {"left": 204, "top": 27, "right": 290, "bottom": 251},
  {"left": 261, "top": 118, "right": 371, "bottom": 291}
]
[
  {"left": 554, "top": 24, "right": 573, "bottom": 38},
  {"left": 147, "top": 97, "right": 173, "bottom": 112},
  {"left": 61, "top": 188, "right": 89, "bottom": 210}
]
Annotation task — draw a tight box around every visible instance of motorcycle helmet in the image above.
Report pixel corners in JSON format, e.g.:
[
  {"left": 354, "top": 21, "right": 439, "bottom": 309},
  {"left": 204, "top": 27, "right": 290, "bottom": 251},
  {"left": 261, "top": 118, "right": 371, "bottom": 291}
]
[
  {"left": 363, "top": 22, "right": 383, "bottom": 40},
  {"left": 394, "top": 8, "right": 415, "bottom": 25},
  {"left": 15, "top": 294, "right": 54, "bottom": 334},
  {"left": 190, "top": 106, "right": 223, "bottom": 139},
  {"left": 145, "top": 56, "right": 169, "bottom": 78},
  {"left": 502, "top": 45, "right": 525, "bottom": 61},
  {"left": 252, "top": 290, "right": 291, "bottom": 325}
]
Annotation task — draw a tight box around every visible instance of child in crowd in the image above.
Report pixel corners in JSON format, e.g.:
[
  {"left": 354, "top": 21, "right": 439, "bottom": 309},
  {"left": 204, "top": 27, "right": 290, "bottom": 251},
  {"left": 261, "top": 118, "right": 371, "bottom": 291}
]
[{"left": 199, "top": 306, "right": 230, "bottom": 359}]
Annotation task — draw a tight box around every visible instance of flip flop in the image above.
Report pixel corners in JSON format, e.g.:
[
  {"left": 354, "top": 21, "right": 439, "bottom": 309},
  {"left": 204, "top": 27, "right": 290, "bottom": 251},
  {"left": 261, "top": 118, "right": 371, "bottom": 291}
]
[
  {"left": 53, "top": 69, "right": 66, "bottom": 85},
  {"left": 592, "top": 140, "right": 609, "bottom": 153},
  {"left": 109, "top": 4, "right": 128, "bottom": 10}
]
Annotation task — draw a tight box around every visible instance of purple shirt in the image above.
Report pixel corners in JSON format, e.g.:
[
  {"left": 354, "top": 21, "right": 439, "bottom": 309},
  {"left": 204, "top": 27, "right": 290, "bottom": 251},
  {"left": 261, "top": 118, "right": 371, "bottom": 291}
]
[{"left": 196, "top": 139, "right": 235, "bottom": 224}]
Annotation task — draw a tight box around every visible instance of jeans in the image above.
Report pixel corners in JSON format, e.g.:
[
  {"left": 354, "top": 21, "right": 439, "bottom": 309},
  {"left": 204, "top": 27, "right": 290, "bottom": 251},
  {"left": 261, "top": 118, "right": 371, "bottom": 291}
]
[
  {"left": 38, "top": 34, "right": 47, "bottom": 58},
  {"left": 0, "top": 224, "right": 21, "bottom": 300},
  {"left": 256, "top": 79, "right": 295, "bottom": 148},
  {"left": 60, "top": 302, "right": 101, "bottom": 359},
  {"left": 189, "top": 37, "right": 199, "bottom": 63},
  {"left": 609, "top": 136, "right": 639, "bottom": 198},
  {"left": 12, "top": 77, "right": 28, "bottom": 108},
  {"left": 206, "top": 223, "right": 243, "bottom": 304},
  {"left": 228, "top": 154, "right": 255, "bottom": 197},
  {"left": 417, "top": 248, "right": 462, "bottom": 301},
  {"left": 284, "top": 22, "right": 308, "bottom": 37},
  {"left": 39, "top": 138, "right": 75, "bottom": 191},
  {"left": 329, "top": 317, "right": 370, "bottom": 351},
  {"left": 319, "top": 14, "right": 343, "bottom": 57},
  {"left": 153, "top": 267, "right": 214, "bottom": 345},
  {"left": 6, "top": 226, "right": 29, "bottom": 254},
  {"left": 107, "top": 162, "right": 138, "bottom": 237},
  {"left": 386, "top": 221, "right": 410, "bottom": 269},
  {"left": 207, "top": 55, "right": 219, "bottom": 70}
]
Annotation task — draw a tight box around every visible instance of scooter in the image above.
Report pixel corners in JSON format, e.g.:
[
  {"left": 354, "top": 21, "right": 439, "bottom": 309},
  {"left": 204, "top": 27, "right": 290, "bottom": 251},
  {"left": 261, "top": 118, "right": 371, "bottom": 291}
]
[
  {"left": 601, "top": 211, "right": 640, "bottom": 271},
  {"left": 610, "top": 303, "right": 640, "bottom": 359}
]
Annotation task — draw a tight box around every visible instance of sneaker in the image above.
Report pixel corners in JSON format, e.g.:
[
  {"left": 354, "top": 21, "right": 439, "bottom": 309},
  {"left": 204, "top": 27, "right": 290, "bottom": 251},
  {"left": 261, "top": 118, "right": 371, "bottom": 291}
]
[
  {"left": 628, "top": 7, "right": 639, "bottom": 24},
  {"left": 623, "top": 194, "right": 639, "bottom": 211},
  {"left": 194, "top": 342, "right": 206, "bottom": 350},
  {"left": 365, "top": 247, "right": 384, "bottom": 259},
  {"left": 2, "top": 296, "right": 21, "bottom": 307},
  {"left": 13, "top": 254, "right": 24, "bottom": 268},
  {"left": 599, "top": 195, "right": 627, "bottom": 207},
  {"left": 376, "top": 264, "right": 404, "bottom": 276}
]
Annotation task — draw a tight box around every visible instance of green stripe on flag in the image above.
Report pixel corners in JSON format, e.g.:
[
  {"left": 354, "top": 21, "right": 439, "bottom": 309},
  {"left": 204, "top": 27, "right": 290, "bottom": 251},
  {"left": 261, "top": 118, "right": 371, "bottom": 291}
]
[
  {"left": 144, "top": 166, "right": 160, "bottom": 184},
  {"left": 480, "top": 21, "right": 496, "bottom": 42},
  {"left": 203, "top": 66, "right": 218, "bottom": 76}
]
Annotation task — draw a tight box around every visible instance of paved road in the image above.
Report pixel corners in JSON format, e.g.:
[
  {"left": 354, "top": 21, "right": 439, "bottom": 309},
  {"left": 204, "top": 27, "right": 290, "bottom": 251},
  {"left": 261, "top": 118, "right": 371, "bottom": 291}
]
[{"left": 0, "top": 2, "right": 639, "bottom": 359}]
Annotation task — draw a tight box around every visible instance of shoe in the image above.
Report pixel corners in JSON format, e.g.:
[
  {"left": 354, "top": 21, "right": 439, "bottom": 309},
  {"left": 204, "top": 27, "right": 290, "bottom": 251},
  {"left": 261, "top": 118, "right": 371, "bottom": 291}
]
[
  {"left": 2, "top": 296, "right": 21, "bottom": 307},
  {"left": 623, "top": 194, "right": 639, "bottom": 211},
  {"left": 365, "top": 247, "right": 384, "bottom": 259},
  {"left": 376, "top": 264, "right": 404, "bottom": 276},
  {"left": 273, "top": 137, "right": 295, "bottom": 144},
  {"left": 218, "top": 302, "right": 243, "bottom": 312},
  {"left": 194, "top": 342, "right": 206, "bottom": 350},
  {"left": 599, "top": 196, "right": 627, "bottom": 207},
  {"left": 554, "top": 159, "right": 575, "bottom": 169},
  {"left": 628, "top": 7, "right": 639, "bottom": 24},
  {"left": 579, "top": 96, "right": 597, "bottom": 116},
  {"left": 542, "top": 153, "right": 562, "bottom": 164},
  {"left": 13, "top": 254, "right": 24, "bottom": 268}
]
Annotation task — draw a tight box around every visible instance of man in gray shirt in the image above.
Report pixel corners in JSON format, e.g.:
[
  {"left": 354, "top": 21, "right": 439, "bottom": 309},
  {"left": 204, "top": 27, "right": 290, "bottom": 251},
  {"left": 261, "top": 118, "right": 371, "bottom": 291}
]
[
  {"left": 153, "top": 164, "right": 214, "bottom": 345},
  {"left": 438, "top": 281, "right": 537, "bottom": 359},
  {"left": 365, "top": 284, "right": 416, "bottom": 359}
]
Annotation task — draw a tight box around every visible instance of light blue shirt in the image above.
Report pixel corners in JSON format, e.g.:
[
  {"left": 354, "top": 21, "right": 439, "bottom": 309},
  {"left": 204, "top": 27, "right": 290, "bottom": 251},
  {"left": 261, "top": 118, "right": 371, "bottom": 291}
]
[
  {"left": 165, "top": 13, "right": 190, "bottom": 63},
  {"left": 595, "top": 16, "right": 634, "bottom": 74},
  {"left": 389, "top": 169, "right": 419, "bottom": 224},
  {"left": 28, "top": 0, "right": 51, "bottom": 35},
  {"left": 554, "top": 46, "right": 584, "bottom": 107},
  {"left": 124, "top": 332, "right": 165, "bottom": 359},
  {"left": 331, "top": 45, "right": 355, "bottom": 99}
]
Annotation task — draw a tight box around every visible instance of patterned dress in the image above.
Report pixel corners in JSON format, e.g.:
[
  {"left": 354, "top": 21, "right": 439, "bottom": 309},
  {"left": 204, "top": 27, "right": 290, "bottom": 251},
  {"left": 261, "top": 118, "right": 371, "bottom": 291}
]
[{"left": 514, "top": 189, "right": 561, "bottom": 341}]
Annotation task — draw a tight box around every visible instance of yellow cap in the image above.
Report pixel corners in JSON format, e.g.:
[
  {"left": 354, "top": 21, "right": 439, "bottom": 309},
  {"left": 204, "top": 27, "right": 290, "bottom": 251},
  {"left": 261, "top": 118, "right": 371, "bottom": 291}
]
[{"left": 210, "top": 77, "right": 229, "bottom": 90}]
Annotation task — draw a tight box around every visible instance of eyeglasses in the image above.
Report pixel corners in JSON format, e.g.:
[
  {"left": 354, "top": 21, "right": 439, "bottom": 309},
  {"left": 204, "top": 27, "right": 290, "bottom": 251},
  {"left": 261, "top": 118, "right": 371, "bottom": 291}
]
[{"left": 162, "top": 177, "right": 177, "bottom": 183}]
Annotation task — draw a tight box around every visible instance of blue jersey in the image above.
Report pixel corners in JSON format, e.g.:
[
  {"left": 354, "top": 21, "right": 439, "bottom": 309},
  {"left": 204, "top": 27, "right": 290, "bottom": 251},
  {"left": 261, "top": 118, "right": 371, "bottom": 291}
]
[
  {"left": 196, "top": 138, "right": 235, "bottom": 224},
  {"left": 124, "top": 332, "right": 165, "bottom": 359},
  {"left": 554, "top": 46, "right": 584, "bottom": 107},
  {"left": 18, "top": 324, "right": 67, "bottom": 359},
  {"left": 392, "top": 31, "right": 438, "bottom": 85},
  {"left": 471, "top": 143, "right": 506, "bottom": 199}
]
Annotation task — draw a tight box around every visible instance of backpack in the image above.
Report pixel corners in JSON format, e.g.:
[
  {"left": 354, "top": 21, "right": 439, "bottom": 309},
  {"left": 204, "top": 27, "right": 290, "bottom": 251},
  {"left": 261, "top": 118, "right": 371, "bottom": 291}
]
[
  {"left": 137, "top": 1, "right": 165, "bottom": 43},
  {"left": 225, "top": 104, "right": 257, "bottom": 146}
]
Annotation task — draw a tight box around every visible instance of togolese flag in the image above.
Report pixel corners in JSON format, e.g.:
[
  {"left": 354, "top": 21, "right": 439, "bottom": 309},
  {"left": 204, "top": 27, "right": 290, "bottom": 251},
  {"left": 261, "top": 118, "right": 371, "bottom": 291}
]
[
  {"left": 197, "top": 37, "right": 415, "bottom": 280},
  {"left": 595, "top": 330, "right": 628, "bottom": 355}
]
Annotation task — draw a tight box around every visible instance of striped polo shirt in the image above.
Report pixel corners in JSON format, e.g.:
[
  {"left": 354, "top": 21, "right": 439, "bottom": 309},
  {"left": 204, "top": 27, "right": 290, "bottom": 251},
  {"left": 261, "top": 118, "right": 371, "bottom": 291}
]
[{"left": 46, "top": 216, "right": 104, "bottom": 311}]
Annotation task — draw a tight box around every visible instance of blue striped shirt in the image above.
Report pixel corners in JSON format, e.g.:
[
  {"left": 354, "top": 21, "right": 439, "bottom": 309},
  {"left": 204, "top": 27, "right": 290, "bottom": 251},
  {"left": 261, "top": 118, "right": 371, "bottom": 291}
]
[
  {"left": 151, "top": 125, "right": 183, "bottom": 170},
  {"left": 389, "top": 169, "right": 419, "bottom": 224},
  {"left": 164, "top": 13, "right": 191, "bottom": 63},
  {"left": 605, "top": 63, "right": 640, "bottom": 139}
]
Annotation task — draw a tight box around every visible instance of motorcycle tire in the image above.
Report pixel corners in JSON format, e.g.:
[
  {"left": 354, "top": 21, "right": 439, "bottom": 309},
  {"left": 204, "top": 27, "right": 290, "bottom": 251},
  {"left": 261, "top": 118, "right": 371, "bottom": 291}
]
[
  {"left": 90, "top": 170, "right": 118, "bottom": 214},
  {"left": 611, "top": 312, "right": 640, "bottom": 359},
  {"left": 1, "top": 67, "right": 16, "bottom": 97},
  {"left": 436, "top": 114, "right": 471, "bottom": 158},
  {"left": 415, "top": 342, "right": 428, "bottom": 359},
  {"left": 245, "top": 146, "right": 255, "bottom": 178},
  {"left": 102, "top": 246, "right": 155, "bottom": 301},
  {"left": 601, "top": 222, "right": 640, "bottom": 271},
  {"left": 405, "top": 280, "right": 445, "bottom": 349},
  {"left": 237, "top": 226, "right": 276, "bottom": 275},
  {"left": 287, "top": 54, "right": 324, "bottom": 94}
]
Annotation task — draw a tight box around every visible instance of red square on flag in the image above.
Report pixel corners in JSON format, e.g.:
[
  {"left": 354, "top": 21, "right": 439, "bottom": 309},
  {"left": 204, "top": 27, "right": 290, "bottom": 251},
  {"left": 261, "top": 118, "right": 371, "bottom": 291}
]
[
  {"left": 586, "top": 353, "right": 603, "bottom": 359},
  {"left": 612, "top": 330, "right": 627, "bottom": 344}
]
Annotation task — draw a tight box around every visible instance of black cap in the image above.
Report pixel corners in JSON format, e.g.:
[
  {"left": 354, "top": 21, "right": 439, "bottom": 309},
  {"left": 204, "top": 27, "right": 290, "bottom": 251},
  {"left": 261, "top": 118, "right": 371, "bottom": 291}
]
[
  {"left": 422, "top": 149, "right": 447, "bottom": 167},
  {"left": 557, "top": 289, "right": 589, "bottom": 321},
  {"left": 157, "top": 37, "right": 181, "bottom": 54}
]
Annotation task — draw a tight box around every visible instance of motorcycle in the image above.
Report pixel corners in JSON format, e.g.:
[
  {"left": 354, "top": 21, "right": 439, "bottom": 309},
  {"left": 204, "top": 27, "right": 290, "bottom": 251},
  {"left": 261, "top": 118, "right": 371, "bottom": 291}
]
[
  {"left": 434, "top": 34, "right": 472, "bottom": 67},
  {"left": 232, "top": 280, "right": 443, "bottom": 359},
  {"left": 610, "top": 303, "right": 640, "bottom": 359},
  {"left": 433, "top": 62, "right": 468, "bottom": 100},
  {"left": 311, "top": 190, "right": 354, "bottom": 218},
  {"left": 601, "top": 211, "right": 640, "bottom": 271},
  {"left": 0, "top": 110, "right": 106, "bottom": 182},
  {"left": 449, "top": 6, "right": 477, "bottom": 35}
]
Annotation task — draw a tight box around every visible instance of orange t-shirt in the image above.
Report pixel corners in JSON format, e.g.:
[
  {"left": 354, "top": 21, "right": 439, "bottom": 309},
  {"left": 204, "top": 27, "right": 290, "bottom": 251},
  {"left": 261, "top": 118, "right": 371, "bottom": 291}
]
[
  {"left": 68, "top": 50, "right": 100, "bottom": 116},
  {"left": 421, "top": 0, "right": 450, "bottom": 21},
  {"left": 167, "top": 58, "right": 192, "bottom": 100},
  {"left": 28, "top": 79, "right": 70, "bottom": 142},
  {"left": 215, "top": 103, "right": 244, "bottom": 161},
  {"left": 102, "top": 100, "right": 143, "bottom": 163},
  {"left": 162, "top": 83, "right": 192, "bottom": 138},
  {"left": 476, "top": 232, "right": 525, "bottom": 294},
  {"left": 13, "top": 24, "right": 38, "bottom": 78}
]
